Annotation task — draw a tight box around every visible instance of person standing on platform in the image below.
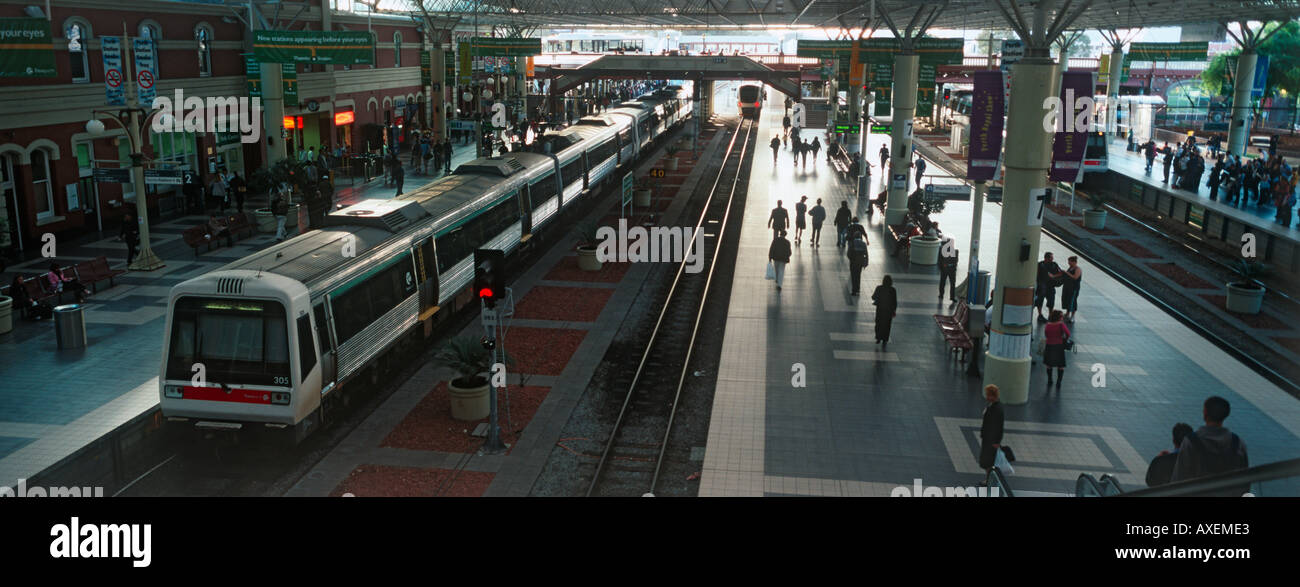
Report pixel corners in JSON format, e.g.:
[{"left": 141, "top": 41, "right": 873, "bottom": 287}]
[
  {"left": 809, "top": 198, "right": 826, "bottom": 248},
  {"left": 229, "top": 172, "right": 247, "bottom": 214},
  {"left": 770, "top": 135, "right": 781, "bottom": 165},
  {"left": 767, "top": 200, "right": 789, "bottom": 240},
  {"left": 1035, "top": 252, "right": 1063, "bottom": 323},
  {"left": 834, "top": 201, "right": 851, "bottom": 247},
  {"left": 938, "top": 238, "right": 959, "bottom": 302},
  {"left": 871, "top": 275, "right": 898, "bottom": 348},
  {"left": 1146, "top": 423, "right": 1195, "bottom": 487},
  {"left": 847, "top": 227, "right": 869, "bottom": 296},
  {"left": 1161, "top": 143, "right": 1173, "bottom": 183},
  {"left": 879, "top": 145, "right": 889, "bottom": 172},
  {"left": 1170, "top": 396, "right": 1250, "bottom": 496},
  {"left": 1061, "top": 256, "right": 1083, "bottom": 322},
  {"left": 207, "top": 174, "right": 228, "bottom": 214},
  {"left": 393, "top": 157, "right": 405, "bottom": 196},
  {"left": 1043, "top": 310, "right": 1071, "bottom": 389},
  {"left": 1208, "top": 156, "right": 1224, "bottom": 201},
  {"left": 979, "top": 384, "right": 1005, "bottom": 483},
  {"left": 1144, "top": 140, "right": 1157, "bottom": 172},
  {"left": 768, "top": 230, "right": 792, "bottom": 292},
  {"left": 120, "top": 212, "right": 139, "bottom": 266},
  {"left": 782, "top": 113, "right": 791, "bottom": 146},
  {"left": 794, "top": 196, "right": 808, "bottom": 245},
  {"left": 914, "top": 155, "right": 927, "bottom": 189},
  {"left": 443, "top": 139, "right": 454, "bottom": 173},
  {"left": 272, "top": 190, "right": 289, "bottom": 242}
]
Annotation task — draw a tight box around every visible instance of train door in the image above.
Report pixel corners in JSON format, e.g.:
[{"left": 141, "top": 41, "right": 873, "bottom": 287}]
[
  {"left": 519, "top": 183, "right": 534, "bottom": 237},
  {"left": 312, "top": 302, "right": 337, "bottom": 396},
  {"left": 414, "top": 236, "right": 439, "bottom": 323}
]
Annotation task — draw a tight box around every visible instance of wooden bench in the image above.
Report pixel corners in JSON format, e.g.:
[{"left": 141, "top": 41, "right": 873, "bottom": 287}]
[
  {"left": 933, "top": 300, "right": 973, "bottom": 360},
  {"left": 72, "top": 256, "right": 125, "bottom": 293},
  {"left": 886, "top": 224, "right": 911, "bottom": 258},
  {"left": 183, "top": 225, "right": 216, "bottom": 256},
  {"left": 226, "top": 213, "right": 254, "bottom": 240}
]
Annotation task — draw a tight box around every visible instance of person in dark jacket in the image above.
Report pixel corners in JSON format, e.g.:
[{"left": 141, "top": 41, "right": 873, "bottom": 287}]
[
  {"left": 442, "top": 139, "right": 453, "bottom": 173},
  {"left": 808, "top": 198, "right": 827, "bottom": 248},
  {"left": 767, "top": 200, "right": 789, "bottom": 240},
  {"left": 120, "top": 212, "right": 140, "bottom": 266},
  {"left": 770, "top": 135, "right": 781, "bottom": 164},
  {"left": 847, "top": 229, "right": 868, "bottom": 296},
  {"left": 768, "top": 230, "right": 792, "bottom": 291},
  {"left": 229, "top": 172, "right": 248, "bottom": 213},
  {"left": 1161, "top": 143, "right": 1173, "bottom": 183},
  {"left": 393, "top": 158, "right": 405, "bottom": 196},
  {"left": 1146, "top": 423, "right": 1195, "bottom": 487},
  {"left": 1170, "top": 396, "right": 1250, "bottom": 496},
  {"left": 871, "top": 274, "right": 898, "bottom": 347},
  {"left": 794, "top": 196, "right": 808, "bottom": 245},
  {"left": 879, "top": 145, "right": 889, "bottom": 171},
  {"left": 979, "top": 384, "right": 1005, "bottom": 482},
  {"left": 1143, "top": 141, "right": 1157, "bottom": 172},
  {"left": 810, "top": 136, "right": 821, "bottom": 163},
  {"left": 833, "top": 201, "right": 852, "bottom": 247},
  {"left": 938, "top": 238, "right": 959, "bottom": 302},
  {"left": 1208, "top": 157, "right": 1224, "bottom": 201}
]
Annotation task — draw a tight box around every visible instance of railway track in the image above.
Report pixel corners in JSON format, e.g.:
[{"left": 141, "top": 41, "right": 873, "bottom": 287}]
[{"left": 585, "top": 116, "right": 758, "bottom": 497}]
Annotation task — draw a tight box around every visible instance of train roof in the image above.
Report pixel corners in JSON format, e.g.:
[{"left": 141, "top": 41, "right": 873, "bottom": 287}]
[{"left": 218, "top": 224, "right": 398, "bottom": 287}]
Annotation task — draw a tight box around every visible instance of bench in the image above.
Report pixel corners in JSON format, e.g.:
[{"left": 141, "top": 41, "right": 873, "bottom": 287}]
[
  {"left": 933, "top": 300, "right": 973, "bottom": 360},
  {"left": 184, "top": 215, "right": 252, "bottom": 256},
  {"left": 226, "top": 213, "right": 254, "bottom": 240},
  {"left": 72, "top": 256, "right": 125, "bottom": 293},
  {"left": 886, "top": 224, "right": 912, "bottom": 258}
]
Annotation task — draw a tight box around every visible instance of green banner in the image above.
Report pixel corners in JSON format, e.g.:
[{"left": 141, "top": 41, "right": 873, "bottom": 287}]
[
  {"left": 282, "top": 63, "right": 298, "bottom": 104},
  {"left": 1127, "top": 41, "right": 1209, "bottom": 62},
  {"left": 797, "top": 40, "right": 854, "bottom": 59},
  {"left": 253, "top": 30, "right": 374, "bottom": 64},
  {"left": 444, "top": 49, "right": 456, "bottom": 87},
  {"left": 0, "top": 17, "right": 56, "bottom": 77},
  {"left": 871, "top": 61, "right": 893, "bottom": 116},
  {"left": 243, "top": 53, "right": 261, "bottom": 98},
  {"left": 466, "top": 37, "right": 541, "bottom": 57},
  {"left": 420, "top": 51, "right": 431, "bottom": 87},
  {"left": 458, "top": 42, "right": 471, "bottom": 84}
]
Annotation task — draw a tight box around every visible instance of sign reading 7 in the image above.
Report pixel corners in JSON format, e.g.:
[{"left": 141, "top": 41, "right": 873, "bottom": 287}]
[{"left": 1027, "top": 188, "right": 1050, "bottom": 226}]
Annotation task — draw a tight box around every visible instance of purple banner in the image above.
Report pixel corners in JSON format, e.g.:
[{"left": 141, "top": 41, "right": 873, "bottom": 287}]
[
  {"left": 1048, "top": 70, "right": 1095, "bottom": 183},
  {"left": 967, "top": 70, "right": 1005, "bottom": 182}
]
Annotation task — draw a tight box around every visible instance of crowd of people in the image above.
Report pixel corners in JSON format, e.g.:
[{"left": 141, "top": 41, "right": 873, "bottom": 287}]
[{"left": 1141, "top": 136, "right": 1299, "bottom": 227}]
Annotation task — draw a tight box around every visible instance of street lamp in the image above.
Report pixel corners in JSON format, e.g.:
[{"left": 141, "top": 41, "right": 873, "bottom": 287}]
[{"left": 86, "top": 107, "right": 165, "bottom": 271}]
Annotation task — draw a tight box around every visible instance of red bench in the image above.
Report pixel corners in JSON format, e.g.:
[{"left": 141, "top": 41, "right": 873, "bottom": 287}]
[
  {"left": 226, "top": 213, "right": 254, "bottom": 239},
  {"left": 72, "top": 256, "right": 125, "bottom": 292},
  {"left": 933, "top": 300, "right": 973, "bottom": 360},
  {"left": 184, "top": 215, "right": 252, "bottom": 256}
]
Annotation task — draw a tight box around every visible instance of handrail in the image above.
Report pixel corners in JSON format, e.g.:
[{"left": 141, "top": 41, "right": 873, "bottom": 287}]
[
  {"left": 988, "top": 466, "right": 1015, "bottom": 497},
  {"left": 1118, "top": 457, "right": 1300, "bottom": 497},
  {"left": 1076, "top": 473, "right": 1105, "bottom": 497}
]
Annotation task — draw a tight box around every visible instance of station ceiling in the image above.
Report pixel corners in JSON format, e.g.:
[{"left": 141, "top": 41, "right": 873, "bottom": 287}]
[{"left": 418, "top": 0, "right": 1300, "bottom": 31}]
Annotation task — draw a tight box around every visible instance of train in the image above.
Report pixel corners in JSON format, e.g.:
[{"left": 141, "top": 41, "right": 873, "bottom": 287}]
[
  {"left": 738, "top": 84, "right": 763, "bottom": 119},
  {"left": 159, "top": 84, "right": 694, "bottom": 441}
]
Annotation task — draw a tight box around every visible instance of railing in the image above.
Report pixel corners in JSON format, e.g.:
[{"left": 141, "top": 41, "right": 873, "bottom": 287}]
[
  {"left": 1076, "top": 473, "right": 1125, "bottom": 496},
  {"left": 988, "top": 466, "right": 1015, "bottom": 497},
  {"left": 1119, "top": 457, "right": 1300, "bottom": 497}
]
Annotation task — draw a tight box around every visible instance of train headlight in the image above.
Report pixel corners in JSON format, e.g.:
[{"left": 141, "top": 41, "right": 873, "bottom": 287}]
[
  {"left": 271, "top": 392, "right": 291, "bottom": 405},
  {"left": 164, "top": 385, "right": 183, "bottom": 399}
]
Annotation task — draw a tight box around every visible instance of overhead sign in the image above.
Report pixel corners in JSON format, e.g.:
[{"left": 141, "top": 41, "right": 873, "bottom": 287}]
[
  {"left": 101, "top": 36, "right": 126, "bottom": 106},
  {"left": 93, "top": 168, "right": 132, "bottom": 183},
  {"left": 243, "top": 52, "right": 261, "bottom": 97},
  {"left": 420, "top": 51, "right": 432, "bottom": 87},
  {"left": 281, "top": 63, "right": 298, "bottom": 104},
  {"left": 0, "top": 18, "right": 56, "bottom": 77},
  {"left": 458, "top": 42, "right": 472, "bottom": 84},
  {"left": 467, "top": 37, "right": 542, "bottom": 57},
  {"left": 144, "top": 169, "right": 183, "bottom": 185},
  {"left": 870, "top": 123, "right": 892, "bottom": 134},
  {"left": 1126, "top": 41, "right": 1209, "bottom": 63},
  {"left": 1251, "top": 55, "right": 1269, "bottom": 98},
  {"left": 924, "top": 184, "right": 971, "bottom": 201},
  {"left": 133, "top": 38, "right": 157, "bottom": 105},
  {"left": 967, "top": 70, "right": 1006, "bottom": 182},
  {"left": 986, "top": 186, "right": 1004, "bottom": 203},
  {"left": 253, "top": 30, "right": 375, "bottom": 64}
]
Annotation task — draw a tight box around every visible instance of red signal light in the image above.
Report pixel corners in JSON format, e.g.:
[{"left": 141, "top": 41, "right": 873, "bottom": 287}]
[{"left": 478, "top": 287, "right": 494, "bottom": 299}]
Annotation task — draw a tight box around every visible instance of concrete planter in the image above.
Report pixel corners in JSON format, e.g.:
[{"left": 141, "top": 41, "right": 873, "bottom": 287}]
[
  {"left": 0, "top": 296, "right": 11, "bottom": 335},
  {"left": 666, "top": 157, "right": 679, "bottom": 171},
  {"left": 909, "top": 235, "right": 942, "bottom": 265},
  {"left": 285, "top": 203, "right": 301, "bottom": 228},
  {"left": 1083, "top": 208, "right": 1107, "bottom": 230},
  {"left": 577, "top": 245, "right": 603, "bottom": 271},
  {"left": 448, "top": 377, "right": 490, "bottom": 421},
  {"left": 1225, "top": 282, "right": 1266, "bottom": 314},
  {"left": 254, "top": 209, "right": 276, "bottom": 233},
  {"left": 634, "top": 188, "right": 653, "bottom": 207}
]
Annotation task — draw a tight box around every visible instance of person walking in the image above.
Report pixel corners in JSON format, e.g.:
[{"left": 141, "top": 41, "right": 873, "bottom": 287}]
[
  {"left": 810, "top": 136, "right": 821, "bottom": 164},
  {"left": 979, "top": 384, "right": 1005, "bottom": 483},
  {"left": 1170, "top": 396, "right": 1250, "bottom": 496},
  {"left": 1143, "top": 140, "right": 1157, "bottom": 172},
  {"left": 393, "top": 156, "right": 405, "bottom": 196},
  {"left": 1061, "top": 255, "right": 1082, "bottom": 322},
  {"left": 809, "top": 198, "right": 827, "bottom": 248},
  {"left": 871, "top": 274, "right": 898, "bottom": 348},
  {"left": 1208, "top": 156, "right": 1224, "bottom": 201},
  {"left": 1043, "top": 310, "right": 1071, "bottom": 389},
  {"left": 120, "top": 212, "right": 140, "bottom": 266},
  {"left": 801, "top": 139, "right": 811, "bottom": 169},
  {"left": 207, "top": 174, "right": 228, "bottom": 214},
  {"left": 914, "top": 155, "right": 927, "bottom": 189},
  {"left": 791, "top": 138, "right": 801, "bottom": 167},
  {"left": 1034, "top": 252, "right": 1063, "bottom": 323},
  {"left": 782, "top": 113, "right": 791, "bottom": 146},
  {"left": 833, "top": 201, "right": 851, "bottom": 247},
  {"left": 770, "top": 135, "right": 781, "bottom": 165},
  {"left": 879, "top": 145, "right": 889, "bottom": 172},
  {"left": 768, "top": 230, "right": 792, "bottom": 292},
  {"left": 1145, "top": 423, "right": 1195, "bottom": 488},
  {"left": 443, "top": 139, "right": 454, "bottom": 173},
  {"left": 272, "top": 190, "right": 289, "bottom": 242},
  {"left": 794, "top": 196, "right": 808, "bottom": 245},
  {"left": 847, "top": 228, "right": 868, "bottom": 296},
  {"left": 1161, "top": 143, "right": 1173, "bottom": 183},
  {"left": 938, "top": 237, "right": 959, "bottom": 302},
  {"left": 229, "top": 171, "right": 247, "bottom": 213},
  {"left": 767, "top": 200, "right": 789, "bottom": 240}
]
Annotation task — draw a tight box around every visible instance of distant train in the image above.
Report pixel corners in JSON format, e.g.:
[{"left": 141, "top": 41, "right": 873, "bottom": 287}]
[
  {"left": 159, "top": 85, "right": 694, "bottom": 441},
  {"left": 738, "top": 84, "right": 763, "bottom": 118}
]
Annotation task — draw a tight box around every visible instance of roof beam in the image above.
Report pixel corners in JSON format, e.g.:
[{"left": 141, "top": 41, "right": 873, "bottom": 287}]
[{"left": 790, "top": 0, "right": 817, "bottom": 27}]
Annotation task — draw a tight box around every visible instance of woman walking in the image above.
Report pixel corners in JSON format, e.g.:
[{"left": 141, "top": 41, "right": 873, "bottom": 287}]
[
  {"left": 1061, "top": 255, "right": 1082, "bottom": 322},
  {"left": 794, "top": 196, "right": 808, "bottom": 245},
  {"left": 871, "top": 275, "right": 898, "bottom": 349},
  {"left": 1043, "top": 310, "right": 1072, "bottom": 389},
  {"left": 768, "top": 230, "right": 792, "bottom": 292}
]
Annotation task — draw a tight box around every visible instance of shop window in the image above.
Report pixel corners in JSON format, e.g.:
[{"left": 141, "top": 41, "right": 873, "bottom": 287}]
[
  {"left": 196, "top": 25, "right": 213, "bottom": 77},
  {"left": 31, "top": 149, "right": 55, "bottom": 218}
]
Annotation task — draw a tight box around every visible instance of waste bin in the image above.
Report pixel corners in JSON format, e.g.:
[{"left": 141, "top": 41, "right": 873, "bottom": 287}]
[
  {"left": 975, "top": 270, "right": 992, "bottom": 304},
  {"left": 54, "top": 304, "right": 86, "bottom": 349},
  {"left": 0, "top": 295, "right": 12, "bottom": 335}
]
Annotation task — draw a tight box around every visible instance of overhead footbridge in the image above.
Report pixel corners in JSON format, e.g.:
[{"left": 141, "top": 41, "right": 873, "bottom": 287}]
[{"left": 544, "top": 54, "right": 801, "bottom": 99}]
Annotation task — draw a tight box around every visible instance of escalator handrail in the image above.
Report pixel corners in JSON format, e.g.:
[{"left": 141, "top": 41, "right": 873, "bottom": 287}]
[
  {"left": 1076, "top": 473, "right": 1105, "bottom": 497},
  {"left": 1117, "top": 457, "right": 1300, "bottom": 497},
  {"left": 988, "top": 466, "right": 1015, "bottom": 497}
]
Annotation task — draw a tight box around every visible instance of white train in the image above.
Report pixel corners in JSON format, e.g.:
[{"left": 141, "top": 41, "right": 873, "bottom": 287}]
[{"left": 160, "top": 85, "right": 693, "bottom": 441}]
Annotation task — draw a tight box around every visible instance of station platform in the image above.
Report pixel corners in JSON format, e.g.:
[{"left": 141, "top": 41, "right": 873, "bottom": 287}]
[
  {"left": 0, "top": 143, "right": 481, "bottom": 488},
  {"left": 698, "top": 93, "right": 1300, "bottom": 496}
]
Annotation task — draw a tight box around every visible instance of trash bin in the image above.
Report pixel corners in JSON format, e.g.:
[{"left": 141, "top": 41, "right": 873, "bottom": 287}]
[
  {"left": 975, "top": 270, "right": 992, "bottom": 304},
  {"left": 0, "top": 296, "right": 12, "bottom": 335},
  {"left": 54, "top": 304, "right": 87, "bottom": 349}
]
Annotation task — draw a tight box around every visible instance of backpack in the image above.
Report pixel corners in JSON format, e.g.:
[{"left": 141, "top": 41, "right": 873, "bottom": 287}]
[{"left": 849, "top": 237, "right": 867, "bottom": 253}]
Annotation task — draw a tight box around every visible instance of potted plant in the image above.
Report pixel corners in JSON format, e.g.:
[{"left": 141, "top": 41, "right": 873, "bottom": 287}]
[
  {"left": 436, "top": 336, "right": 493, "bottom": 421},
  {"left": 1083, "top": 190, "right": 1110, "bottom": 230},
  {"left": 634, "top": 177, "right": 653, "bottom": 207},
  {"left": 574, "top": 221, "right": 605, "bottom": 271},
  {"left": 906, "top": 190, "right": 944, "bottom": 265},
  {"left": 664, "top": 143, "right": 680, "bottom": 171},
  {"left": 1225, "top": 259, "right": 1269, "bottom": 315}
]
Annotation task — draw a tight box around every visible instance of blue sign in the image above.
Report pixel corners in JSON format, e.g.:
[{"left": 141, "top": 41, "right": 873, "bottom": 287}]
[
  {"left": 101, "top": 36, "right": 125, "bottom": 106},
  {"left": 133, "top": 38, "right": 157, "bottom": 106},
  {"left": 1251, "top": 55, "right": 1269, "bottom": 99}
]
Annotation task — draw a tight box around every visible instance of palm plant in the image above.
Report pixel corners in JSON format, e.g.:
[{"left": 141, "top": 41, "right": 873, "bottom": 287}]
[
  {"left": 435, "top": 336, "right": 508, "bottom": 388},
  {"left": 1229, "top": 259, "right": 1270, "bottom": 289},
  {"left": 1085, "top": 190, "right": 1111, "bottom": 211},
  {"left": 573, "top": 220, "right": 604, "bottom": 249}
]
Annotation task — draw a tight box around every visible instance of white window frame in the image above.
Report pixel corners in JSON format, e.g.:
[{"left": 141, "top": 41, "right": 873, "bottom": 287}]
[
  {"left": 139, "top": 21, "right": 162, "bottom": 74},
  {"left": 64, "top": 19, "right": 91, "bottom": 84},
  {"left": 195, "top": 24, "right": 213, "bottom": 78},
  {"left": 393, "top": 32, "right": 402, "bottom": 68},
  {"left": 30, "top": 149, "right": 55, "bottom": 219}
]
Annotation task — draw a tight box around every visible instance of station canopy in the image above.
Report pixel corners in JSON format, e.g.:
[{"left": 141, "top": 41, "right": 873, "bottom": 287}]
[{"left": 414, "top": 0, "right": 1300, "bottom": 30}]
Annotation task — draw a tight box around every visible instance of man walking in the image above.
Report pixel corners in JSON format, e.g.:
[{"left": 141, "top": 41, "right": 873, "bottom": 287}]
[
  {"left": 879, "top": 145, "right": 889, "bottom": 172},
  {"left": 767, "top": 200, "right": 790, "bottom": 240},
  {"left": 833, "top": 201, "right": 852, "bottom": 247},
  {"left": 938, "top": 237, "right": 959, "bottom": 302},
  {"left": 979, "top": 385, "right": 1005, "bottom": 484},
  {"left": 120, "top": 212, "right": 140, "bottom": 266},
  {"left": 770, "top": 135, "right": 781, "bottom": 165},
  {"left": 272, "top": 190, "right": 290, "bottom": 242},
  {"left": 229, "top": 171, "right": 247, "bottom": 213},
  {"left": 1170, "top": 396, "right": 1250, "bottom": 496},
  {"left": 1144, "top": 140, "right": 1157, "bottom": 172},
  {"left": 846, "top": 218, "right": 868, "bottom": 296},
  {"left": 393, "top": 157, "right": 405, "bottom": 196},
  {"left": 443, "top": 139, "right": 454, "bottom": 173},
  {"left": 914, "top": 155, "right": 927, "bottom": 189},
  {"left": 794, "top": 196, "right": 808, "bottom": 245},
  {"left": 808, "top": 198, "right": 827, "bottom": 248},
  {"left": 1161, "top": 143, "right": 1173, "bottom": 183}
]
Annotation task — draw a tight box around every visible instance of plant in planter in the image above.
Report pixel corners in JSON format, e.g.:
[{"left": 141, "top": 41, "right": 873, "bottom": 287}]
[
  {"left": 1225, "top": 259, "right": 1270, "bottom": 315},
  {"left": 1083, "top": 190, "right": 1111, "bottom": 229},
  {"left": 664, "top": 143, "right": 681, "bottom": 171},
  {"left": 436, "top": 335, "right": 513, "bottom": 421},
  {"left": 573, "top": 221, "right": 606, "bottom": 271},
  {"left": 633, "top": 177, "right": 654, "bottom": 207},
  {"left": 905, "top": 189, "right": 945, "bottom": 266}
]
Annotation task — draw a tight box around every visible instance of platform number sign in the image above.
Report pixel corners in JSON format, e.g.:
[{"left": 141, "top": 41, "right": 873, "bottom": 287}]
[
  {"left": 649, "top": 168, "right": 666, "bottom": 178},
  {"left": 791, "top": 102, "right": 806, "bottom": 128},
  {"left": 1028, "top": 188, "right": 1050, "bottom": 226},
  {"left": 491, "top": 102, "right": 507, "bottom": 130}
]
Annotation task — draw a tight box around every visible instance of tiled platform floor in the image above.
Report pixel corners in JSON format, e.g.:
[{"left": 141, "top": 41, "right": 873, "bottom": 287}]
[{"left": 699, "top": 90, "right": 1300, "bottom": 497}]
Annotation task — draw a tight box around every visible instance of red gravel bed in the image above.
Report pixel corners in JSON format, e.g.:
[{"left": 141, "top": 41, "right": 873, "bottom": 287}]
[
  {"left": 504, "top": 327, "right": 587, "bottom": 376},
  {"left": 1147, "top": 262, "right": 1217, "bottom": 290},
  {"left": 381, "top": 381, "right": 553, "bottom": 454},
  {"left": 330, "top": 464, "right": 494, "bottom": 497},
  {"left": 514, "top": 285, "right": 614, "bottom": 322},
  {"left": 1198, "top": 295, "right": 1289, "bottom": 329},
  {"left": 1104, "top": 238, "right": 1161, "bottom": 259},
  {"left": 543, "top": 255, "right": 631, "bottom": 283},
  {"left": 1047, "top": 203, "right": 1080, "bottom": 217}
]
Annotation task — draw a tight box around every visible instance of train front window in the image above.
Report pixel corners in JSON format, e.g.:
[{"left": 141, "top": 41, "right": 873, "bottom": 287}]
[{"left": 167, "top": 297, "right": 290, "bottom": 385}]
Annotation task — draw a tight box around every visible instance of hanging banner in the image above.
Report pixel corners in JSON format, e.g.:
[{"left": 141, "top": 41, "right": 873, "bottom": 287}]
[
  {"left": 1126, "top": 41, "right": 1208, "bottom": 62},
  {"left": 1098, "top": 53, "right": 1110, "bottom": 84},
  {"left": 420, "top": 51, "right": 432, "bottom": 87},
  {"left": 243, "top": 52, "right": 261, "bottom": 97},
  {"left": 870, "top": 61, "right": 893, "bottom": 116},
  {"left": 915, "top": 39, "right": 964, "bottom": 118},
  {"left": 253, "top": 30, "right": 374, "bottom": 64},
  {"left": 458, "top": 42, "right": 471, "bottom": 84},
  {"left": 101, "top": 36, "right": 126, "bottom": 106},
  {"left": 467, "top": 37, "right": 541, "bottom": 57},
  {"left": 444, "top": 49, "right": 456, "bottom": 86},
  {"left": 1048, "top": 71, "right": 1095, "bottom": 183},
  {"left": 133, "top": 38, "right": 157, "bottom": 106},
  {"left": 967, "top": 70, "right": 1006, "bottom": 182},
  {"left": 1251, "top": 55, "right": 1270, "bottom": 98},
  {"left": 281, "top": 63, "right": 298, "bottom": 105},
  {"left": 0, "top": 18, "right": 56, "bottom": 77},
  {"left": 796, "top": 40, "right": 853, "bottom": 59}
]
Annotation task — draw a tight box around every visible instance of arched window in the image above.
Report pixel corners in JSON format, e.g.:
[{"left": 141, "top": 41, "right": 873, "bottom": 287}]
[
  {"left": 139, "top": 21, "right": 161, "bottom": 74},
  {"left": 65, "top": 21, "right": 90, "bottom": 83},
  {"left": 393, "top": 32, "right": 402, "bottom": 68},
  {"left": 195, "top": 25, "right": 213, "bottom": 77}
]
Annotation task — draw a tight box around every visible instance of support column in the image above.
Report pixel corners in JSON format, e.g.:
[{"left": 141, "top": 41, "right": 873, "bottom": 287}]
[
  {"left": 982, "top": 54, "right": 1057, "bottom": 405},
  {"left": 885, "top": 52, "right": 918, "bottom": 226},
  {"left": 432, "top": 47, "right": 447, "bottom": 138},
  {"left": 1227, "top": 49, "right": 1258, "bottom": 157},
  {"left": 1106, "top": 44, "right": 1123, "bottom": 138},
  {"left": 261, "top": 63, "right": 287, "bottom": 162}
]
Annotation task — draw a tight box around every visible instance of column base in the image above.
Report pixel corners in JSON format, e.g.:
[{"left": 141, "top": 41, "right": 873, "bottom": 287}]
[
  {"left": 885, "top": 207, "right": 907, "bottom": 226},
  {"left": 128, "top": 248, "right": 165, "bottom": 272},
  {"left": 983, "top": 352, "right": 1031, "bottom": 405}
]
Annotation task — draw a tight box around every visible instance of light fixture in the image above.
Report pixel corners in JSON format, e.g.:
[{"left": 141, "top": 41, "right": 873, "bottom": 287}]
[
  {"left": 483, "top": 89, "right": 494, "bottom": 100},
  {"left": 463, "top": 92, "right": 473, "bottom": 101},
  {"left": 23, "top": 5, "right": 43, "bottom": 18},
  {"left": 85, "top": 119, "right": 106, "bottom": 135}
]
